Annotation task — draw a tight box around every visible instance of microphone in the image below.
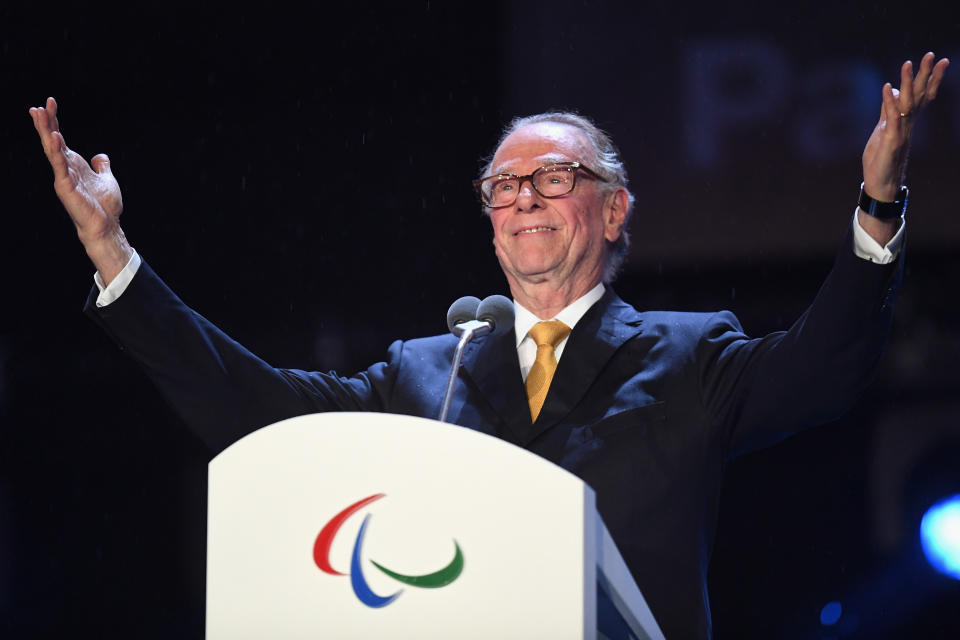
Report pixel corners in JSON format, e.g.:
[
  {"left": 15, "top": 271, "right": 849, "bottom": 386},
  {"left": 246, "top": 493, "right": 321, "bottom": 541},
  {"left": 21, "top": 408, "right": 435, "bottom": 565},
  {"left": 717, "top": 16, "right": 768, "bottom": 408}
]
[
  {"left": 476, "top": 295, "right": 514, "bottom": 337},
  {"left": 438, "top": 294, "right": 516, "bottom": 423},
  {"left": 447, "top": 294, "right": 515, "bottom": 338},
  {"left": 446, "top": 296, "right": 481, "bottom": 333}
]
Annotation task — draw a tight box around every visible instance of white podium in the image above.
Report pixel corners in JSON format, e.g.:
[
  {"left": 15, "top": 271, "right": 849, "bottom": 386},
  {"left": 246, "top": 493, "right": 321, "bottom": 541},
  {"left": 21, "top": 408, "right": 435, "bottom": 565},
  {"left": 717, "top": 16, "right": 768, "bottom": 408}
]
[{"left": 207, "top": 413, "right": 665, "bottom": 639}]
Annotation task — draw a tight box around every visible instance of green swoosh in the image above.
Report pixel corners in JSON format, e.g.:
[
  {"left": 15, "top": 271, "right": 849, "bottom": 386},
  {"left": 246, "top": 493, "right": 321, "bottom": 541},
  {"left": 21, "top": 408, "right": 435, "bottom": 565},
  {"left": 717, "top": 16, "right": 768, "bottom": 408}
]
[{"left": 370, "top": 540, "right": 463, "bottom": 588}]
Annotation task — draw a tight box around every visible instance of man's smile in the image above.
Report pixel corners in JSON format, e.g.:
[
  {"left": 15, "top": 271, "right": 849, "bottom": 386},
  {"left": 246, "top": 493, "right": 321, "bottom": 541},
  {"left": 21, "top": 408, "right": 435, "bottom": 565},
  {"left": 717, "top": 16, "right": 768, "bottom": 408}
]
[{"left": 515, "top": 225, "right": 557, "bottom": 235}]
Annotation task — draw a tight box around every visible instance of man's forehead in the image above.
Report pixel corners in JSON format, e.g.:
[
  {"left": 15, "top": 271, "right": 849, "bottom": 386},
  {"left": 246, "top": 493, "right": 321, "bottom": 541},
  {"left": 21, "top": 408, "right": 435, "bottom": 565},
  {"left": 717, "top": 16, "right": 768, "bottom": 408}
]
[
  {"left": 491, "top": 122, "right": 591, "bottom": 174},
  {"left": 491, "top": 151, "right": 578, "bottom": 175}
]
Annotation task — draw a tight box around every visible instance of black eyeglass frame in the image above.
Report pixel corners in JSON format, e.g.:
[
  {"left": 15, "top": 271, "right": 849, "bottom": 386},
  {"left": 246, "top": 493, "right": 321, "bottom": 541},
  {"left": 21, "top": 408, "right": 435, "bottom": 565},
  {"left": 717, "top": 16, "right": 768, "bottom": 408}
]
[{"left": 472, "top": 161, "right": 608, "bottom": 207}]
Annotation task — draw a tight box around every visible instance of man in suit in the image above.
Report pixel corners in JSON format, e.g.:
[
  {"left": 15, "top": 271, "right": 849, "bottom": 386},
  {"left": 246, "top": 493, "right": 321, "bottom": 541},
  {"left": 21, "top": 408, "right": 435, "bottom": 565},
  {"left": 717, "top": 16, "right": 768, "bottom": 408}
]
[{"left": 29, "top": 53, "right": 948, "bottom": 639}]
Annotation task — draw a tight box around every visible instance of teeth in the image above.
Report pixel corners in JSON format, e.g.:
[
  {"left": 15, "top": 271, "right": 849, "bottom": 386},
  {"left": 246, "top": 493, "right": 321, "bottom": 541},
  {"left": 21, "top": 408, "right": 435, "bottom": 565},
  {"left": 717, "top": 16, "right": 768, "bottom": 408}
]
[{"left": 518, "top": 227, "right": 553, "bottom": 234}]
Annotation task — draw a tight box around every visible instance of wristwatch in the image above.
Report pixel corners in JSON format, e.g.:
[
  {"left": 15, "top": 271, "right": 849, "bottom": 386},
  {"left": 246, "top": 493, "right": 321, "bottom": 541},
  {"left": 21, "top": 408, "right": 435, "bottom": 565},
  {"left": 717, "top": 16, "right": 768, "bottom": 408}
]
[{"left": 858, "top": 182, "right": 908, "bottom": 220}]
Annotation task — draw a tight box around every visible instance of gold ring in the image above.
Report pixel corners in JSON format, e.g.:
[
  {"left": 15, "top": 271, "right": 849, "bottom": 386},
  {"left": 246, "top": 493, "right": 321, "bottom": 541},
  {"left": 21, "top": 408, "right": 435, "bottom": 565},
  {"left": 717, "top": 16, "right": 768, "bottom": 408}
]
[{"left": 900, "top": 111, "right": 913, "bottom": 118}]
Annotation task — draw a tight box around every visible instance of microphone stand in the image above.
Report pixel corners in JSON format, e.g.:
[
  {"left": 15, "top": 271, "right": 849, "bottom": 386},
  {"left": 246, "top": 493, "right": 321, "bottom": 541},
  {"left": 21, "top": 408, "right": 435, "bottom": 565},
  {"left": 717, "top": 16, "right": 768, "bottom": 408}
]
[{"left": 437, "top": 319, "right": 491, "bottom": 423}]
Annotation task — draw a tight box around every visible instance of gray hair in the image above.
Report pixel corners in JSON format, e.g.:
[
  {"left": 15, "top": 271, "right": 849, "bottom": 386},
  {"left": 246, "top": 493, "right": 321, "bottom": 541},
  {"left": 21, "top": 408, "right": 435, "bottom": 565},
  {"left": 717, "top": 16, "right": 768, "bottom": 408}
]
[{"left": 481, "top": 111, "right": 635, "bottom": 283}]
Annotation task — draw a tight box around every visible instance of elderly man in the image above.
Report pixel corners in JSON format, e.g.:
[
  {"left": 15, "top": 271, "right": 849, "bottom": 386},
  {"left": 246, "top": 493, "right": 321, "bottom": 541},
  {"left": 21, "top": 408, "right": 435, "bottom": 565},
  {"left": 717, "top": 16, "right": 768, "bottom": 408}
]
[{"left": 29, "top": 53, "right": 948, "bottom": 639}]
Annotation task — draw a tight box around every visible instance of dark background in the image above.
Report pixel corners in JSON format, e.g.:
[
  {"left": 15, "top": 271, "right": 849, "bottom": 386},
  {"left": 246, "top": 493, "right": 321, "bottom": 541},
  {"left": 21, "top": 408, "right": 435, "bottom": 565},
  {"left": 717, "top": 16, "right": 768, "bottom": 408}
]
[{"left": 3, "top": 3, "right": 959, "bottom": 638}]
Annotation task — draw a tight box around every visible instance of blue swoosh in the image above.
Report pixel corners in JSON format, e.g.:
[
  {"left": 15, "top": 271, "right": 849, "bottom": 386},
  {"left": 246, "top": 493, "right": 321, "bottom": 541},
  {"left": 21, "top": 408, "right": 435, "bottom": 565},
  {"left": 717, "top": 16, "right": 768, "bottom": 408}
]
[{"left": 350, "top": 514, "right": 402, "bottom": 608}]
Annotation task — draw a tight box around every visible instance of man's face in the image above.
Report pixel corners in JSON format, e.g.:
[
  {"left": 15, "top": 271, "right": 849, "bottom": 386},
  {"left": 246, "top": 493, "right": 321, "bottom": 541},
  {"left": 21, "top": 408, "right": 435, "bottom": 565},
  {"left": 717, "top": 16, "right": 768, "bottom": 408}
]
[{"left": 487, "top": 122, "right": 624, "bottom": 295}]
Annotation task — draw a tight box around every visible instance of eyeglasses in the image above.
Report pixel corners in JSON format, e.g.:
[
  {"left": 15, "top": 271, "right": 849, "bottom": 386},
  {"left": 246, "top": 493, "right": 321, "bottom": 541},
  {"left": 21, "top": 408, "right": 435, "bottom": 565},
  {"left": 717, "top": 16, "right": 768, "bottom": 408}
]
[{"left": 472, "top": 161, "right": 607, "bottom": 208}]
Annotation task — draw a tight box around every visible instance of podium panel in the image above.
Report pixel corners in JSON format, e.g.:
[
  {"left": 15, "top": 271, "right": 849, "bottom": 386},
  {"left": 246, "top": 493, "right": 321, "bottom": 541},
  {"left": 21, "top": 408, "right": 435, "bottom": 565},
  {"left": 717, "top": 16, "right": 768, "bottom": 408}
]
[{"left": 207, "top": 412, "right": 664, "bottom": 639}]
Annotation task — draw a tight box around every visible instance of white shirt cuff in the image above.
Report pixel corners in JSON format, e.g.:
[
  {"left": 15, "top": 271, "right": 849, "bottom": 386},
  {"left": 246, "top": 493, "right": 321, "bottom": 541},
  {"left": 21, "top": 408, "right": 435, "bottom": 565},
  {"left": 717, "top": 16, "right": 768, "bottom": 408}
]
[
  {"left": 94, "top": 251, "right": 142, "bottom": 307},
  {"left": 852, "top": 208, "right": 904, "bottom": 264}
]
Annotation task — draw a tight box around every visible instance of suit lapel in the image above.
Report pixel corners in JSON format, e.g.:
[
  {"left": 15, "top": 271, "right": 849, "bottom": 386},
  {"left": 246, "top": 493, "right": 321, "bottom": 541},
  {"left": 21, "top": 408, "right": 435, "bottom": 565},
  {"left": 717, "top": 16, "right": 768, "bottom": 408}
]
[
  {"left": 526, "top": 289, "right": 645, "bottom": 445},
  {"left": 460, "top": 328, "right": 530, "bottom": 444}
]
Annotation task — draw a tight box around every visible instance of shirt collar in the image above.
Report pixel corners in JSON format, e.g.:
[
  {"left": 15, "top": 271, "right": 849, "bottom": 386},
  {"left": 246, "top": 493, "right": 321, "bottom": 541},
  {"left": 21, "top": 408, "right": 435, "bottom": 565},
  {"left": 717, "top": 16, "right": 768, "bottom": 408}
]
[{"left": 513, "top": 282, "right": 606, "bottom": 347}]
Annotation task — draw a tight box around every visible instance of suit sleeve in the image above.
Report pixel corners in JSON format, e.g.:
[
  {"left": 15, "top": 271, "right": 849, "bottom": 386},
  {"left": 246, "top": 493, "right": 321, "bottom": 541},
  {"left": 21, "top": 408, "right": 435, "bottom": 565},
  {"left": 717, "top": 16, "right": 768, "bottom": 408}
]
[
  {"left": 696, "top": 227, "right": 902, "bottom": 458},
  {"left": 84, "top": 259, "right": 401, "bottom": 454}
]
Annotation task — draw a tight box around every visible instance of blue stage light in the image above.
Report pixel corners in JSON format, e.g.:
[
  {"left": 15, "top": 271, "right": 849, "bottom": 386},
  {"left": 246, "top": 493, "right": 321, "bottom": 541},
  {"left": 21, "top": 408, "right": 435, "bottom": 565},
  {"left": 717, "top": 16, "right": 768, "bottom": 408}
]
[
  {"left": 820, "top": 601, "right": 842, "bottom": 626},
  {"left": 920, "top": 494, "right": 960, "bottom": 581}
]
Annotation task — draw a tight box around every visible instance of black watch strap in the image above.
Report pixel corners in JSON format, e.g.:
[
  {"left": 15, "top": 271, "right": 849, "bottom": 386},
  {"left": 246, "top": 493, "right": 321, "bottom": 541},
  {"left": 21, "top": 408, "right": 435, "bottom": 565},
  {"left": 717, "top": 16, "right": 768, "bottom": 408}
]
[{"left": 858, "top": 182, "right": 908, "bottom": 220}]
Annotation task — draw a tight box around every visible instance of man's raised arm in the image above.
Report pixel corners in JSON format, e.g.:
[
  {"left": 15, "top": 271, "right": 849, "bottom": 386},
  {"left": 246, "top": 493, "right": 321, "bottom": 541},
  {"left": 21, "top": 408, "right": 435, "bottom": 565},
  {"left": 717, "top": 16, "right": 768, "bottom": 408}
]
[
  {"left": 26, "top": 97, "right": 394, "bottom": 451},
  {"left": 29, "top": 97, "right": 133, "bottom": 285}
]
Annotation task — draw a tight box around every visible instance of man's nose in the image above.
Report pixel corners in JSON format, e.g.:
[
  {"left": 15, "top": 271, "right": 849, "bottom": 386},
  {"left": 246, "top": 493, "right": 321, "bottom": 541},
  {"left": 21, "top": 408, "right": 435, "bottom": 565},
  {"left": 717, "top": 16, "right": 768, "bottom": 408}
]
[{"left": 515, "top": 179, "right": 541, "bottom": 211}]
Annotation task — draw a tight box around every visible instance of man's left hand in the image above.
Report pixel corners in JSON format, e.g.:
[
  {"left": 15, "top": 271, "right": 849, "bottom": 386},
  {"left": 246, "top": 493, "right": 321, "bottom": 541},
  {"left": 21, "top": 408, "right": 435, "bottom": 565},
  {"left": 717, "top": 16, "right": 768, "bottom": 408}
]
[
  {"left": 858, "top": 52, "right": 948, "bottom": 245},
  {"left": 861, "top": 52, "right": 949, "bottom": 202}
]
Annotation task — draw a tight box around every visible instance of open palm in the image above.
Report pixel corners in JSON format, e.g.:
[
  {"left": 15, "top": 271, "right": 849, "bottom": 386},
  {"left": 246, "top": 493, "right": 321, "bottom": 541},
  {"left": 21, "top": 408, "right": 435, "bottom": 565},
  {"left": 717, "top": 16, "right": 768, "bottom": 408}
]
[
  {"left": 862, "top": 53, "right": 950, "bottom": 201},
  {"left": 29, "top": 97, "right": 122, "bottom": 243},
  {"left": 30, "top": 97, "right": 132, "bottom": 282}
]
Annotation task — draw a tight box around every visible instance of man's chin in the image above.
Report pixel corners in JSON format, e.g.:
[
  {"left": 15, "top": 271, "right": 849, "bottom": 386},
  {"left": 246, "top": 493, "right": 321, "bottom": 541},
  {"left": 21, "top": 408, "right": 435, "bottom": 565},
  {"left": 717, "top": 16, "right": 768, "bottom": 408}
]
[
  {"left": 504, "top": 262, "right": 566, "bottom": 285},
  {"left": 495, "top": 248, "right": 567, "bottom": 282}
]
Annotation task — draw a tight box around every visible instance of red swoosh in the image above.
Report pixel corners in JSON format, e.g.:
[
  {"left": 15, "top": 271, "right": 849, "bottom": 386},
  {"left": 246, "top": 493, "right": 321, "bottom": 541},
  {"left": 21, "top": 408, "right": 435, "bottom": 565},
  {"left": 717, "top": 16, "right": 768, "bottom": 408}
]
[{"left": 314, "top": 493, "right": 385, "bottom": 574}]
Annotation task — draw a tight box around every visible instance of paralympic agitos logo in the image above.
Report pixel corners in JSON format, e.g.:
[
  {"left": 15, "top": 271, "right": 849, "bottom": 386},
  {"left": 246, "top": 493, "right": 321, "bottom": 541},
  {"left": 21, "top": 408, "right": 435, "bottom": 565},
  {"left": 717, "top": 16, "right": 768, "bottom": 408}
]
[{"left": 313, "top": 493, "right": 464, "bottom": 607}]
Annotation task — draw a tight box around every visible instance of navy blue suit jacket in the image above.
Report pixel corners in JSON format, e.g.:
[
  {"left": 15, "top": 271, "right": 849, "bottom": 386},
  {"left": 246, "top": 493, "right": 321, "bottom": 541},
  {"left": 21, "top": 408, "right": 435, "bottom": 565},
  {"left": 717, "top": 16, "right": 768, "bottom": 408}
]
[{"left": 85, "top": 229, "right": 901, "bottom": 639}]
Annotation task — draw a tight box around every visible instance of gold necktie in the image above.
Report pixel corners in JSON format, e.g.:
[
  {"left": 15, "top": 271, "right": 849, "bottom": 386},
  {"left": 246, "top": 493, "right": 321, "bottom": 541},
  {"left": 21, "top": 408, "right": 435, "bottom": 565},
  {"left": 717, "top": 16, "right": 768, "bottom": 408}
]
[{"left": 525, "top": 320, "right": 572, "bottom": 422}]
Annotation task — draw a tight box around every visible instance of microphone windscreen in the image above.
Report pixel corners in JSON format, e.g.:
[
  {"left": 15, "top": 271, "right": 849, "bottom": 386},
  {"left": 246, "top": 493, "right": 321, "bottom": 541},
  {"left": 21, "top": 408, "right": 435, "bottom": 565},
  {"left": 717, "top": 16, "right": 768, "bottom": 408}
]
[
  {"left": 446, "top": 296, "right": 482, "bottom": 333},
  {"left": 476, "top": 295, "right": 515, "bottom": 337}
]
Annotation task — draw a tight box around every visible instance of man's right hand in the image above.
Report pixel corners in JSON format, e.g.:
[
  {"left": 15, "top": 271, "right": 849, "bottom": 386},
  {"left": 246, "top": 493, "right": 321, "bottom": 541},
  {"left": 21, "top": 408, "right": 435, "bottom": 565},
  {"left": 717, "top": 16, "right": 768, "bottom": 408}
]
[{"left": 30, "top": 97, "right": 133, "bottom": 285}]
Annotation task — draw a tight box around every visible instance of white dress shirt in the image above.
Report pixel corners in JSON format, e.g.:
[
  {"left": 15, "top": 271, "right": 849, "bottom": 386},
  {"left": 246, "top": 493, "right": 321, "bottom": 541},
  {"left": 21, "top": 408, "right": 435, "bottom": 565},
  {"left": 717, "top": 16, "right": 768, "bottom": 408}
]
[{"left": 514, "top": 282, "right": 605, "bottom": 382}]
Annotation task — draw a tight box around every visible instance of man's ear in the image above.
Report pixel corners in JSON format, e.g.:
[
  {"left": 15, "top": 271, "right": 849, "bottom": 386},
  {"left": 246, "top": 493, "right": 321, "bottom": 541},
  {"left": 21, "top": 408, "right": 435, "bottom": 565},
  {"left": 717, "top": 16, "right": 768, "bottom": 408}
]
[{"left": 603, "top": 187, "right": 630, "bottom": 243}]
